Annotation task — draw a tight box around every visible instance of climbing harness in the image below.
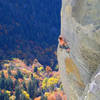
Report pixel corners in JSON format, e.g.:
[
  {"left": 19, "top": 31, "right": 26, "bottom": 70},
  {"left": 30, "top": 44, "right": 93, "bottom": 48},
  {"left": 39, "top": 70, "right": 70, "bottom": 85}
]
[{"left": 59, "top": 45, "right": 70, "bottom": 53}]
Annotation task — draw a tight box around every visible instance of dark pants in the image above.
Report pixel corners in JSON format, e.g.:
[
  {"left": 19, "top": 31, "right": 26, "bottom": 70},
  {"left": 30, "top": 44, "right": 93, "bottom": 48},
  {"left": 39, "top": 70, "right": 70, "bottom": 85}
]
[{"left": 59, "top": 45, "right": 70, "bottom": 50}]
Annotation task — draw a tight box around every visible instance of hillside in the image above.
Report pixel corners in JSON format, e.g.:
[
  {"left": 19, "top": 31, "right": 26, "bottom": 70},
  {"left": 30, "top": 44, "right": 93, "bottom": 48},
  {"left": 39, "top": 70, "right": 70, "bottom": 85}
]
[
  {"left": 0, "top": 0, "right": 61, "bottom": 66},
  {"left": 0, "top": 58, "right": 66, "bottom": 100}
]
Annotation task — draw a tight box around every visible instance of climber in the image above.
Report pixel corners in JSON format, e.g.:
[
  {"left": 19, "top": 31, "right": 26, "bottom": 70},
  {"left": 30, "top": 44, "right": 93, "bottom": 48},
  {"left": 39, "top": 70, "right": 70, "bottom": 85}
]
[{"left": 58, "top": 35, "right": 70, "bottom": 53}]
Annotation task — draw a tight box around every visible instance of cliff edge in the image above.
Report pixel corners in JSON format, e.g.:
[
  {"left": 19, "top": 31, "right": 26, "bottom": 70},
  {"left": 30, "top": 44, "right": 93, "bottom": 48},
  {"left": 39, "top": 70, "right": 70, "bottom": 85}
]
[{"left": 57, "top": 0, "right": 100, "bottom": 100}]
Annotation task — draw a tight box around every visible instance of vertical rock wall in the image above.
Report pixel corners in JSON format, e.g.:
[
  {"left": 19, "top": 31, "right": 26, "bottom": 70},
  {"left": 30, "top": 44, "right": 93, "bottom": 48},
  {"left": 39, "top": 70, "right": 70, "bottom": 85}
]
[{"left": 57, "top": 0, "right": 100, "bottom": 100}]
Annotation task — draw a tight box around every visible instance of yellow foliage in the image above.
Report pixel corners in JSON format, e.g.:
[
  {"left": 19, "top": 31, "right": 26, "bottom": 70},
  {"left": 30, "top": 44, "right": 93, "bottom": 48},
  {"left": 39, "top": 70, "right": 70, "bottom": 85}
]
[
  {"left": 32, "top": 65, "right": 35, "bottom": 69},
  {"left": 42, "top": 77, "right": 59, "bottom": 89},
  {"left": 6, "top": 90, "right": 11, "bottom": 96},
  {"left": 42, "top": 78, "right": 48, "bottom": 89},
  {"left": 47, "top": 77, "right": 58, "bottom": 87},
  {"left": 38, "top": 66, "right": 43, "bottom": 71},
  {"left": 33, "top": 73, "right": 40, "bottom": 79},
  {"left": 22, "top": 68, "right": 30, "bottom": 74},
  {"left": 3, "top": 58, "right": 27, "bottom": 68},
  {"left": 3, "top": 63, "right": 10, "bottom": 68},
  {"left": 9, "top": 95, "right": 15, "bottom": 100},
  {"left": 45, "top": 92, "right": 50, "bottom": 97},
  {"left": 3, "top": 70, "right": 7, "bottom": 73},
  {"left": 12, "top": 58, "right": 27, "bottom": 67},
  {"left": 22, "top": 90, "right": 30, "bottom": 99}
]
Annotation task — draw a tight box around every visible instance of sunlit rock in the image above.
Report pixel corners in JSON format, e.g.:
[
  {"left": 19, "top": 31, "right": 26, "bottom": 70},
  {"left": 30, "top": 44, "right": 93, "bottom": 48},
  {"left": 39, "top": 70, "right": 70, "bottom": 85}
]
[{"left": 57, "top": 0, "right": 100, "bottom": 100}]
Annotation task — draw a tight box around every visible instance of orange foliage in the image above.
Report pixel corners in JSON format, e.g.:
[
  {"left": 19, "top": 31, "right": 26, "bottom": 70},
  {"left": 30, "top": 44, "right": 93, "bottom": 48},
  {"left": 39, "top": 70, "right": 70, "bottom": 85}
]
[
  {"left": 52, "top": 71, "right": 60, "bottom": 77},
  {"left": 1, "top": 89, "right": 5, "bottom": 94},
  {"left": 34, "top": 96, "right": 41, "bottom": 100},
  {"left": 18, "top": 78, "right": 23, "bottom": 83},
  {"left": 46, "top": 91, "right": 67, "bottom": 100},
  {"left": 11, "top": 58, "right": 27, "bottom": 67},
  {"left": 4, "top": 73, "right": 8, "bottom": 78},
  {"left": 13, "top": 91, "right": 15, "bottom": 95},
  {"left": 48, "top": 94, "right": 56, "bottom": 100},
  {"left": 21, "top": 68, "right": 31, "bottom": 75},
  {"left": 10, "top": 76, "right": 16, "bottom": 82},
  {"left": 11, "top": 70, "right": 17, "bottom": 75},
  {"left": 46, "top": 66, "right": 52, "bottom": 73},
  {"left": 3, "top": 70, "right": 8, "bottom": 78}
]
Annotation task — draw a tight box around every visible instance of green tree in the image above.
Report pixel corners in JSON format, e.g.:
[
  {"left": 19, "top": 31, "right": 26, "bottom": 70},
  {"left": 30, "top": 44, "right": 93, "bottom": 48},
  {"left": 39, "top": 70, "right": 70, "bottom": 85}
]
[
  {"left": 17, "top": 69, "right": 23, "bottom": 79},
  {"left": 8, "top": 68, "right": 11, "bottom": 75},
  {"left": 34, "top": 67, "right": 37, "bottom": 73},
  {"left": 5, "top": 77, "right": 13, "bottom": 91},
  {"left": 4, "top": 92, "right": 9, "bottom": 100},
  {"left": 31, "top": 74, "right": 35, "bottom": 80},
  {"left": 28, "top": 80, "right": 38, "bottom": 99},
  {"left": 1, "top": 71, "right": 5, "bottom": 79},
  {"left": 14, "top": 79, "right": 19, "bottom": 88},
  {"left": 22, "top": 81, "right": 27, "bottom": 91},
  {"left": 41, "top": 93, "right": 47, "bottom": 100},
  {"left": 28, "top": 80, "right": 34, "bottom": 98},
  {"left": 20, "top": 94, "right": 26, "bottom": 100},
  {"left": 15, "top": 87, "right": 21, "bottom": 100},
  {"left": 0, "top": 65, "right": 2, "bottom": 70},
  {"left": 0, "top": 72, "right": 6, "bottom": 89},
  {"left": 0, "top": 91, "right": 9, "bottom": 100},
  {"left": 15, "top": 69, "right": 23, "bottom": 79}
]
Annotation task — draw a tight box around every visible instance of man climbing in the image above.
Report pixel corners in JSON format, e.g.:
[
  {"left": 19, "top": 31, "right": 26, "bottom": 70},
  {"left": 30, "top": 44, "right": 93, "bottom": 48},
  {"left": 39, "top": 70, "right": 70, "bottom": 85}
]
[{"left": 58, "top": 35, "right": 70, "bottom": 53}]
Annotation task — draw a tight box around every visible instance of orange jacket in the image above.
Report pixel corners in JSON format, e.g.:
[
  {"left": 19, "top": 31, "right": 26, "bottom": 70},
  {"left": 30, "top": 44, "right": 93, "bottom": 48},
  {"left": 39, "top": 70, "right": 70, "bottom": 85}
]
[{"left": 59, "top": 39, "right": 68, "bottom": 46}]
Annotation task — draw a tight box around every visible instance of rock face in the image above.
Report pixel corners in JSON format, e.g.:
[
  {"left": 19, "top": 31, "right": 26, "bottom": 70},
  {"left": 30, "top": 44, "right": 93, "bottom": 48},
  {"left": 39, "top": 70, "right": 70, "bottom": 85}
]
[{"left": 57, "top": 0, "right": 100, "bottom": 100}]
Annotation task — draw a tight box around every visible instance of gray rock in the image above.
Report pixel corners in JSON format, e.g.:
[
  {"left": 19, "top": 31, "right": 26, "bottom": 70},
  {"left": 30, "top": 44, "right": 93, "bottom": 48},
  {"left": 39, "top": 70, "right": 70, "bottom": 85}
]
[{"left": 57, "top": 0, "right": 100, "bottom": 100}]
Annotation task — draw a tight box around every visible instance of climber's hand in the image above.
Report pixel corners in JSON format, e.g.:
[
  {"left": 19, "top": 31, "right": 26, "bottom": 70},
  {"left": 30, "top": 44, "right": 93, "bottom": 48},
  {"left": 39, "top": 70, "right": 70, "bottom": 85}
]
[{"left": 66, "top": 48, "right": 70, "bottom": 53}]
